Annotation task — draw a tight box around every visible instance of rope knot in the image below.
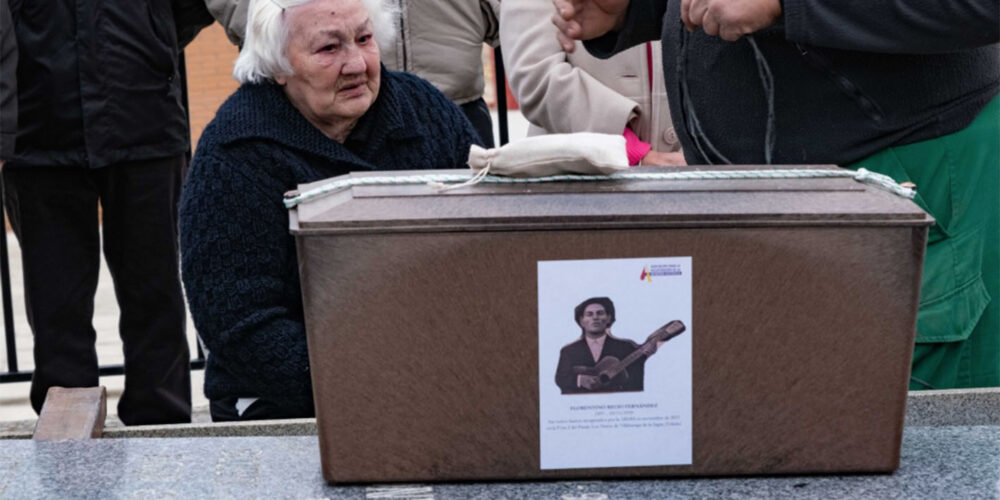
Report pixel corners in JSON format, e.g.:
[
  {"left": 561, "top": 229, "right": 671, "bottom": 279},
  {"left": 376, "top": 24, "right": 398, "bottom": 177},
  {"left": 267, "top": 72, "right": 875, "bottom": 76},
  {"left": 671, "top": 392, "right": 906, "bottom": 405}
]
[
  {"left": 427, "top": 159, "right": 492, "bottom": 192},
  {"left": 853, "top": 167, "right": 916, "bottom": 199}
]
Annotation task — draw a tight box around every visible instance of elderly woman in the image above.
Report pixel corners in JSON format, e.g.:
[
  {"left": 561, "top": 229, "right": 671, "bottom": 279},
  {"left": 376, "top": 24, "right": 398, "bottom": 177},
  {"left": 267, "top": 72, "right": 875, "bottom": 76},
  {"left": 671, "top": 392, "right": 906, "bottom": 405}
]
[{"left": 180, "top": 0, "right": 482, "bottom": 421}]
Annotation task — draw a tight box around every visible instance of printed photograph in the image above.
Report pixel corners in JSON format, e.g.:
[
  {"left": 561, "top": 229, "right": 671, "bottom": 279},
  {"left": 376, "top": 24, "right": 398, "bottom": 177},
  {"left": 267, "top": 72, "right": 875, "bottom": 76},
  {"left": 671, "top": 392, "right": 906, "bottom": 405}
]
[
  {"left": 555, "top": 296, "right": 686, "bottom": 395},
  {"left": 538, "top": 256, "right": 694, "bottom": 470}
]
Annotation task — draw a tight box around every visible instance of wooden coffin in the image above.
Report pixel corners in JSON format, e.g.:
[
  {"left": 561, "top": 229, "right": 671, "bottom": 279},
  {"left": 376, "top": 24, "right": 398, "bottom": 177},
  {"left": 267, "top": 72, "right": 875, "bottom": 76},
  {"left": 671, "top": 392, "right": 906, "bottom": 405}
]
[{"left": 288, "top": 166, "right": 932, "bottom": 483}]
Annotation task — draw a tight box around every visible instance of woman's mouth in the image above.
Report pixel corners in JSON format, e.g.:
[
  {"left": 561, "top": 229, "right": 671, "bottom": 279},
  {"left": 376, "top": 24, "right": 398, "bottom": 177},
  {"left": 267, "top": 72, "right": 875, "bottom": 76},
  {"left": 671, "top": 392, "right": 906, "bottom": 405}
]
[{"left": 339, "top": 82, "right": 366, "bottom": 96}]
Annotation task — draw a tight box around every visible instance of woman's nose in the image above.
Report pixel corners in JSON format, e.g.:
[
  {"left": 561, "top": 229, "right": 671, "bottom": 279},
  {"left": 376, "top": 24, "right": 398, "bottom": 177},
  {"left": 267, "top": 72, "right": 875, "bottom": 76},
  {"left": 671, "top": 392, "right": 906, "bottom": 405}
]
[{"left": 341, "top": 46, "right": 366, "bottom": 74}]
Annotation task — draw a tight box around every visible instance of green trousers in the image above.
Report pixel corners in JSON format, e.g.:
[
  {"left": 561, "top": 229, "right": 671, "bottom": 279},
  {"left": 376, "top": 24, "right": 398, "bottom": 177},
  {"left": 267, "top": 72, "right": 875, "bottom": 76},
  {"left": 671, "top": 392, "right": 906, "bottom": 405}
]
[{"left": 848, "top": 95, "right": 999, "bottom": 390}]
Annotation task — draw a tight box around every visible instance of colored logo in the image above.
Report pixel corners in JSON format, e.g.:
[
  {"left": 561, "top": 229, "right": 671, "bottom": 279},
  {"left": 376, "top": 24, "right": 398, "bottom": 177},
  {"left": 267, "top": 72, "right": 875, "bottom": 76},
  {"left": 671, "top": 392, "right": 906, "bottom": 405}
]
[{"left": 640, "top": 264, "right": 683, "bottom": 281}]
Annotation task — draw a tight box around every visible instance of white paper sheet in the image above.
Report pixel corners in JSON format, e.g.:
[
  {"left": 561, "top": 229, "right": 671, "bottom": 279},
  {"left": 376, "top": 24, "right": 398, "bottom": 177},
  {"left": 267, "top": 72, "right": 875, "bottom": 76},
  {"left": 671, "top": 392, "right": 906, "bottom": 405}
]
[{"left": 538, "top": 257, "right": 693, "bottom": 470}]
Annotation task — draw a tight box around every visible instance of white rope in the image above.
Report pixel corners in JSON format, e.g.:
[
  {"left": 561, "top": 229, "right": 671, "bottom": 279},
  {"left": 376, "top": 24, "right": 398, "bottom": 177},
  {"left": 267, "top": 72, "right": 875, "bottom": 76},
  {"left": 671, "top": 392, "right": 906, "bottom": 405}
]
[
  {"left": 283, "top": 167, "right": 915, "bottom": 208},
  {"left": 427, "top": 159, "right": 492, "bottom": 192}
]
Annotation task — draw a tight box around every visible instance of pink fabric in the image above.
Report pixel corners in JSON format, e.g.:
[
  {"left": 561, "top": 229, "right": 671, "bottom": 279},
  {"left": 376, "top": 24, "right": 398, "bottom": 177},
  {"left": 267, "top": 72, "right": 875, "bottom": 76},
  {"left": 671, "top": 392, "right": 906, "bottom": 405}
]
[{"left": 624, "top": 127, "right": 651, "bottom": 166}]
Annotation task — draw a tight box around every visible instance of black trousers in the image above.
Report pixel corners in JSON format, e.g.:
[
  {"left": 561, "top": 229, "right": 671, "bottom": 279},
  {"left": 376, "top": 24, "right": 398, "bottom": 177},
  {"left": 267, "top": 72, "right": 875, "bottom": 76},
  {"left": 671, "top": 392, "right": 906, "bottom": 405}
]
[
  {"left": 3, "top": 156, "right": 191, "bottom": 425},
  {"left": 459, "top": 97, "right": 495, "bottom": 148}
]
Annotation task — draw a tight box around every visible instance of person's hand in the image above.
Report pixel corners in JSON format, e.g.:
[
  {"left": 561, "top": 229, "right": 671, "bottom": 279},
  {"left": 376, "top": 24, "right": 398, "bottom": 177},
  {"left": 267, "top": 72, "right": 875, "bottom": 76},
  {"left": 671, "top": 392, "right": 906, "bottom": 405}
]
[
  {"left": 578, "top": 374, "right": 602, "bottom": 390},
  {"left": 680, "top": 0, "right": 782, "bottom": 41},
  {"left": 641, "top": 339, "right": 669, "bottom": 356},
  {"left": 640, "top": 150, "right": 687, "bottom": 166},
  {"left": 551, "top": 0, "right": 630, "bottom": 53}
]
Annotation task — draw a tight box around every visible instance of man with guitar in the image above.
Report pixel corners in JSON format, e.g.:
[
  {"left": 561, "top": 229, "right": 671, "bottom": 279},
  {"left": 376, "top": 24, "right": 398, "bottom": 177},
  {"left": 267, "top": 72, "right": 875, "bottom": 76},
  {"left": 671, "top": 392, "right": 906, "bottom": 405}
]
[{"left": 555, "top": 297, "right": 685, "bottom": 394}]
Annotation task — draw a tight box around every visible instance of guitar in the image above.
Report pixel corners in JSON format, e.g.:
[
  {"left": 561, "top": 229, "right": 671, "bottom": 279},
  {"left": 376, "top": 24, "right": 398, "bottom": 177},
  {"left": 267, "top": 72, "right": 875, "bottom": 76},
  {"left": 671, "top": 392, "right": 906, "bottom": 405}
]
[{"left": 572, "top": 320, "right": 686, "bottom": 391}]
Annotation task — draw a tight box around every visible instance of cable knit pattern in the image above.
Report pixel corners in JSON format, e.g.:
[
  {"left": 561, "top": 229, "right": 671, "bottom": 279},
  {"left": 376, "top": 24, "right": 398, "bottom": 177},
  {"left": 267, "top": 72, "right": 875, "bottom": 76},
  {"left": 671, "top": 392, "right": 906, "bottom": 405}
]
[{"left": 180, "top": 68, "right": 481, "bottom": 416}]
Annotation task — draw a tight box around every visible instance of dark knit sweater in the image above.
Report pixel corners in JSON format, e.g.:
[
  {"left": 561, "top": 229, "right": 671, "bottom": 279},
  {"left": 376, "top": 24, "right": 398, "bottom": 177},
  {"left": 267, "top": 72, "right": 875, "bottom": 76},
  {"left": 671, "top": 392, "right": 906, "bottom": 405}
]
[{"left": 179, "top": 68, "right": 481, "bottom": 416}]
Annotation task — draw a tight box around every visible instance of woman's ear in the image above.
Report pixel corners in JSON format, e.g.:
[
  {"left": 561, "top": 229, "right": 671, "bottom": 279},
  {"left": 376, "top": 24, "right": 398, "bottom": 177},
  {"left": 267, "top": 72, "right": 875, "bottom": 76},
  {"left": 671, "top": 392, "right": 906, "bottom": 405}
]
[{"left": 274, "top": 74, "right": 287, "bottom": 85}]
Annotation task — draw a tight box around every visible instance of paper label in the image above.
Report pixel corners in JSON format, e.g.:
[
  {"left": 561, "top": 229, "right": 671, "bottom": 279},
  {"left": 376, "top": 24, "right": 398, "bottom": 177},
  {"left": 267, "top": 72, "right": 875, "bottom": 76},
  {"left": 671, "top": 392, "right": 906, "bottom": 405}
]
[{"left": 538, "top": 257, "right": 693, "bottom": 470}]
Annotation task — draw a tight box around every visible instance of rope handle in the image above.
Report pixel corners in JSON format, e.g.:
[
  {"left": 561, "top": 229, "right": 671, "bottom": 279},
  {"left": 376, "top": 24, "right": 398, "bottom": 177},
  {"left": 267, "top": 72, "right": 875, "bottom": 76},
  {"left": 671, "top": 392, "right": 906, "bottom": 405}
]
[{"left": 283, "top": 167, "right": 915, "bottom": 209}]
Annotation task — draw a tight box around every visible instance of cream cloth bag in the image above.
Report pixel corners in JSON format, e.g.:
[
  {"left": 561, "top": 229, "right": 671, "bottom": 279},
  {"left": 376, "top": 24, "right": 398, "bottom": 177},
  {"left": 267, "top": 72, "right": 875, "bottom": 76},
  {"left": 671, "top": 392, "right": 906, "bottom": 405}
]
[{"left": 432, "top": 133, "right": 628, "bottom": 191}]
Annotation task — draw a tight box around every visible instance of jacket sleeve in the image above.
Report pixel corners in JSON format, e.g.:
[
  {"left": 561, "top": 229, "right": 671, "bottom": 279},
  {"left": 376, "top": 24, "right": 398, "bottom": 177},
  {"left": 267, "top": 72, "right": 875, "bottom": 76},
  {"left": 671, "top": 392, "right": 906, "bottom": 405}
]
[
  {"left": 500, "top": 0, "right": 638, "bottom": 136},
  {"left": 0, "top": 0, "right": 16, "bottom": 160},
  {"left": 783, "top": 0, "right": 1000, "bottom": 53},
  {"left": 481, "top": 0, "right": 500, "bottom": 47},
  {"left": 180, "top": 151, "right": 313, "bottom": 413},
  {"left": 555, "top": 346, "right": 579, "bottom": 394},
  {"left": 583, "top": 0, "right": 666, "bottom": 59},
  {"left": 205, "top": 0, "right": 248, "bottom": 47},
  {"left": 172, "top": 0, "right": 216, "bottom": 49}
]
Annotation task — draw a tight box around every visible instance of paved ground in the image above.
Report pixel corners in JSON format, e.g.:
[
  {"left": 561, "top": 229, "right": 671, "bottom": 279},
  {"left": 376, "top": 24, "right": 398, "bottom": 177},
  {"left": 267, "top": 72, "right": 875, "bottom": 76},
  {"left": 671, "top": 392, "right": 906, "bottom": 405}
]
[{"left": 0, "top": 111, "right": 531, "bottom": 424}]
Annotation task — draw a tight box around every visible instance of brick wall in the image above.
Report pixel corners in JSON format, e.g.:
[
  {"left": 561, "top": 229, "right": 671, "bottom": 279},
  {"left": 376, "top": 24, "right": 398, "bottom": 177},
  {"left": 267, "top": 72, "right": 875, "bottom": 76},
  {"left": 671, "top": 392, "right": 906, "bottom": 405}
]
[{"left": 184, "top": 24, "right": 241, "bottom": 150}]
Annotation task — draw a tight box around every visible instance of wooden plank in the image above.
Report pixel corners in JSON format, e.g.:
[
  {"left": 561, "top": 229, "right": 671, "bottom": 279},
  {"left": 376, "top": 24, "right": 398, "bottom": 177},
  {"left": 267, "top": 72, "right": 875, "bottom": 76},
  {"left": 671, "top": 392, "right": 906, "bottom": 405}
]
[{"left": 33, "top": 386, "right": 107, "bottom": 440}]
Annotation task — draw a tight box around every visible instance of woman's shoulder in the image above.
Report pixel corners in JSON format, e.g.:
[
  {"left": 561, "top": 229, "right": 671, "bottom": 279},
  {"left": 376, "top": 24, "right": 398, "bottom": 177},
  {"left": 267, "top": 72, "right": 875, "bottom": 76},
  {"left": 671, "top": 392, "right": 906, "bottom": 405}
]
[{"left": 196, "top": 83, "right": 290, "bottom": 149}]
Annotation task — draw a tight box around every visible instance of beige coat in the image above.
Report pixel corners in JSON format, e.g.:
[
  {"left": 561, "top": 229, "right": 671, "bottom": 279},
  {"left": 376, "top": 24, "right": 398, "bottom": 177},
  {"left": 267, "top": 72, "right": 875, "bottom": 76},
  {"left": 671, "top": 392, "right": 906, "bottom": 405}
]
[
  {"left": 381, "top": 0, "right": 500, "bottom": 105},
  {"left": 499, "top": 0, "right": 680, "bottom": 152}
]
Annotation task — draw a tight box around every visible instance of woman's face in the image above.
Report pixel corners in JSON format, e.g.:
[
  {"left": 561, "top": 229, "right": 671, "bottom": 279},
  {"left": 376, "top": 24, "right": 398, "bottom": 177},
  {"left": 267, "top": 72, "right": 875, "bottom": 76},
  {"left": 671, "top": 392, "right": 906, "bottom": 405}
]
[{"left": 277, "top": 0, "right": 380, "bottom": 141}]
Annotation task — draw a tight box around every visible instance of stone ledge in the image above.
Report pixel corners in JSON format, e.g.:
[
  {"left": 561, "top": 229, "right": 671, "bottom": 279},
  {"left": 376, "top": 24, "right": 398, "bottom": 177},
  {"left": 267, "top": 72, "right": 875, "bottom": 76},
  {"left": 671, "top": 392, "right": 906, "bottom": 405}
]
[
  {"left": 3, "top": 388, "right": 998, "bottom": 440},
  {"left": 904, "top": 387, "right": 1000, "bottom": 427}
]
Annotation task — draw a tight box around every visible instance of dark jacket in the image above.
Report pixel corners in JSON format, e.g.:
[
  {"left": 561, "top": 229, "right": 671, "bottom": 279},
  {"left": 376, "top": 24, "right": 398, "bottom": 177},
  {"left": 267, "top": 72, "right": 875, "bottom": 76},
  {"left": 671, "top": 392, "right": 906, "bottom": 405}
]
[
  {"left": 0, "top": 0, "right": 15, "bottom": 160},
  {"left": 587, "top": 0, "right": 1000, "bottom": 165},
  {"left": 555, "top": 335, "right": 647, "bottom": 394},
  {"left": 7, "top": 0, "right": 208, "bottom": 168},
  {"left": 180, "top": 69, "right": 482, "bottom": 416}
]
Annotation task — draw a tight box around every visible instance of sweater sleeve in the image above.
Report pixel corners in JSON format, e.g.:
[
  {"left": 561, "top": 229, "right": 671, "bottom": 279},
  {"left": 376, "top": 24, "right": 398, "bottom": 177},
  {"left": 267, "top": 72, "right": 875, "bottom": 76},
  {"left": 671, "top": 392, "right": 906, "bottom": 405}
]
[
  {"left": 783, "top": 0, "right": 1000, "bottom": 53},
  {"left": 500, "top": 0, "right": 638, "bottom": 136},
  {"left": 412, "top": 75, "right": 484, "bottom": 161},
  {"left": 1, "top": 0, "right": 16, "bottom": 160},
  {"left": 180, "top": 151, "right": 313, "bottom": 414},
  {"left": 584, "top": 0, "right": 666, "bottom": 59}
]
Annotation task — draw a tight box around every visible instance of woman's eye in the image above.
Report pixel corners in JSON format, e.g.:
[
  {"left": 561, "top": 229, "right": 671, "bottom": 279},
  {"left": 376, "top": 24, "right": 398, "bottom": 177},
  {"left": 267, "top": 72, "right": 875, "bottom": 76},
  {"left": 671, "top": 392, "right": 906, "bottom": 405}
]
[
  {"left": 320, "top": 44, "right": 337, "bottom": 52},
  {"left": 358, "top": 35, "right": 371, "bottom": 44}
]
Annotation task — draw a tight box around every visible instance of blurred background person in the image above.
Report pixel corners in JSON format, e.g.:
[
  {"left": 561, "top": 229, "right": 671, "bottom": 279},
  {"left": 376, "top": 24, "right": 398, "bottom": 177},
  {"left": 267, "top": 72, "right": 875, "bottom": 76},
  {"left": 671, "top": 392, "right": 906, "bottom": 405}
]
[
  {"left": 381, "top": 0, "right": 500, "bottom": 147},
  {"left": 1, "top": 0, "right": 208, "bottom": 424},
  {"left": 501, "top": 0, "right": 683, "bottom": 166},
  {"left": 554, "top": 0, "right": 999, "bottom": 390},
  {"left": 0, "top": 0, "right": 14, "bottom": 168}
]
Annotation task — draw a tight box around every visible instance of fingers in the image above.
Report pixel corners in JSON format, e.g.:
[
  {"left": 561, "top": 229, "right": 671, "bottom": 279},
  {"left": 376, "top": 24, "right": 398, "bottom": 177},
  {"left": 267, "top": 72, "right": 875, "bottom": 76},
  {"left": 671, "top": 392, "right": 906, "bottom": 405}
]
[
  {"left": 701, "top": 9, "right": 720, "bottom": 37},
  {"left": 661, "top": 152, "right": 687, "bottom": 166},
  {"left": 556, "top": 29, "right": 577, "bottom": 53},
  {"left": 551, "top": 12, "right": 578, "bottom": 52},
  {"left": 685, "top": 0, "right": 708, "bottom": 32},
  {"left": 552, "top": 0, "right": 575, "bottom": 21},
  {"left": 680, "top": 0, "right": 694, "bottom": 31},
  {"left": 642, "top": 151, "right": 687, "bottom": 167},
  {"left": 718, "top": 25, "right": 743, "bottom": 42},
  {"left": 682, "top": 0, "right": 780, "bottom": 41}
]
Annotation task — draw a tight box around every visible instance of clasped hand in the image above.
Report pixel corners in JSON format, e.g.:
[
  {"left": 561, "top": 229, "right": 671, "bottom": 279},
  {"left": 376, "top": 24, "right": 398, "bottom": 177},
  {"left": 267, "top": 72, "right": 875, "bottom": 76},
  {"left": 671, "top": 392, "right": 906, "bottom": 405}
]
[
  {"left": 551, "top": 0, "right": 782, "bottom": 49},
  {"left": 681, "top": 0, "right": 782, "bottom": 41}
]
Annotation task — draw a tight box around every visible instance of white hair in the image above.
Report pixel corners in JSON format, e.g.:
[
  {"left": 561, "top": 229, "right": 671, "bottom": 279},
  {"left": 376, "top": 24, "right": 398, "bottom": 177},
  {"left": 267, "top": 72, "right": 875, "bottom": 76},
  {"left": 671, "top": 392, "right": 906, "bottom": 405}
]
[{"left": 233, "top": 0, "right": 397, "bottom": 84}]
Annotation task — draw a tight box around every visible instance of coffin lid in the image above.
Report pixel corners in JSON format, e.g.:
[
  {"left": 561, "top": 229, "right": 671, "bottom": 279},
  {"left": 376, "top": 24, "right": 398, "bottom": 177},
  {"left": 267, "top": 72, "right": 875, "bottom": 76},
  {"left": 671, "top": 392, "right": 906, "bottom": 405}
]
[{"left": 287, "top": 166, "right": 933, "bottom": 234}]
